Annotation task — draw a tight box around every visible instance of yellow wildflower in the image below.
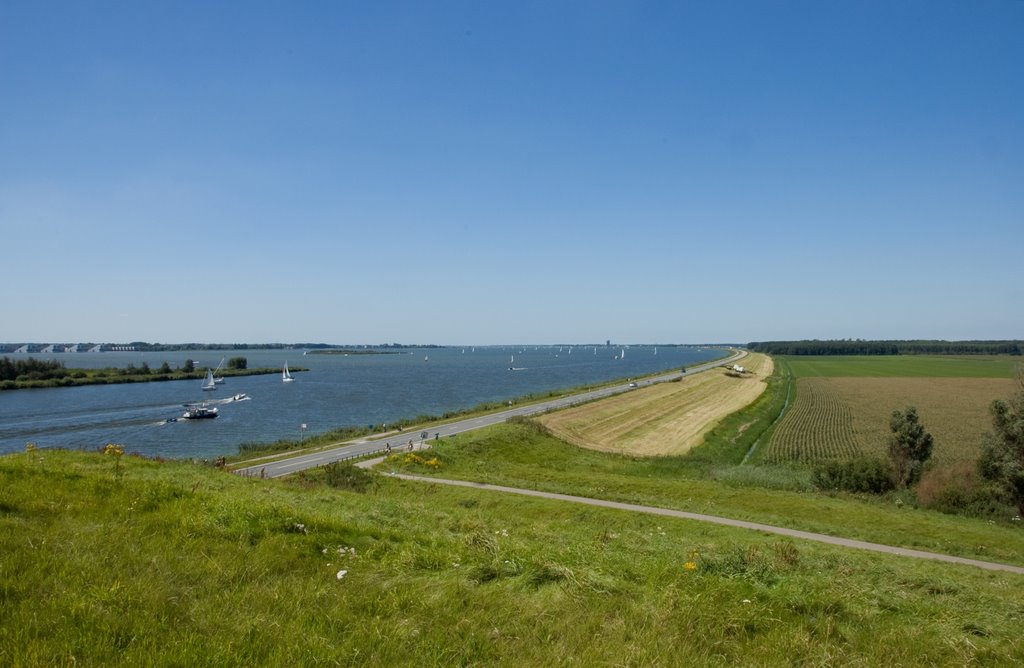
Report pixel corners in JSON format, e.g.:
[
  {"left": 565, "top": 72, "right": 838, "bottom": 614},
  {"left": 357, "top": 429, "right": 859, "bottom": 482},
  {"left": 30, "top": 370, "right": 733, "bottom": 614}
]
[{"left": 104, "top": 443, "right": 125, "bottom": 457}]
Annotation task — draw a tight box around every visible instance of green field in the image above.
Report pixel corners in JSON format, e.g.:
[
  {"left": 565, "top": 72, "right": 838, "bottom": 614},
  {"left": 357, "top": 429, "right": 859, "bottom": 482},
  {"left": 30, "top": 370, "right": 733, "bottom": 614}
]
[
  {"left": 3, "top": 444, "right": 1024, "bottom": 665},
  {"left": 782, "top": 355, "right": 1019, "bottom": 378},
  {"left": 762, "top": 356, "right": 1019, "bottom": 467}
]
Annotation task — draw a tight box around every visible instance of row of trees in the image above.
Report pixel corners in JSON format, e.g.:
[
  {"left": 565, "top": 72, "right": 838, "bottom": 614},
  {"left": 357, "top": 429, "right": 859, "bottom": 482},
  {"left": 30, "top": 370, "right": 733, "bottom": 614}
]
[{"left": 748, "top": 340, "right": 1022, "bottom": 356}]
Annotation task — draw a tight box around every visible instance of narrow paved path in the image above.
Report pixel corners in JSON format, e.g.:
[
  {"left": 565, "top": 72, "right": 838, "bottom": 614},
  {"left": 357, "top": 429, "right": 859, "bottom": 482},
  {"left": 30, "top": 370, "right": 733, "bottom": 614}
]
[
  {"left": 375, "top": 470, "right": 1024, "bottom": 575},
  {"left": 234, "top": 349, "right": 746, "bottom": 478}
]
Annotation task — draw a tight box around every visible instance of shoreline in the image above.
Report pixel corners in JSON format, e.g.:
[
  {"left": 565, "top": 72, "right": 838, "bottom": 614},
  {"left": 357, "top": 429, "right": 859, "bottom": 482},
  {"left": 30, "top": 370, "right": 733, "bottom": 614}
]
[{"left": 0, "top": 366, "right": 305, "bottom": 391}]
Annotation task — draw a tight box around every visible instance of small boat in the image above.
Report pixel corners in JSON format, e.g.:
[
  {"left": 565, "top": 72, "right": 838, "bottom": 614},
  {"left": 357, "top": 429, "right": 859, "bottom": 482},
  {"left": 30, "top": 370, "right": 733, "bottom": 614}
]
[
  {"left": 201, "top": 368, "right": 217, "bottom": 391},
  {"left": 508, "top": 354, "right": 514, "bottom": 371},
  {"left": 282, "top": 362, "right": 294, "bottom": 382},
  {"left": 230, "top": 393, "right": 249, "bottom": 402},
  {"left": 182, "top": 404, "right": 218, "bottom": 420}
]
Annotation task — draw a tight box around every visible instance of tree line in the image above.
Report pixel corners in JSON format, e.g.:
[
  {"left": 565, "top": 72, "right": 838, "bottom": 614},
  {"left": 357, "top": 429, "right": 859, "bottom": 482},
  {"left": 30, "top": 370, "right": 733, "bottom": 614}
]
[{"left": 747, "top": 340, "right": 1022, "bottom": 356}]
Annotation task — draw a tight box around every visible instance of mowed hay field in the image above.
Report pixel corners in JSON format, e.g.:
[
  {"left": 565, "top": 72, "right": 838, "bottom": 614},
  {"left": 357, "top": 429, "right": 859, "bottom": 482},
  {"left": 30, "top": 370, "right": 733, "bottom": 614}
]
[
  {"left": 538, "top": 353, "right": 773, "bottom": 456},
  {"left": 762, "top": 356, "right": 1019, "bottom": 465}
]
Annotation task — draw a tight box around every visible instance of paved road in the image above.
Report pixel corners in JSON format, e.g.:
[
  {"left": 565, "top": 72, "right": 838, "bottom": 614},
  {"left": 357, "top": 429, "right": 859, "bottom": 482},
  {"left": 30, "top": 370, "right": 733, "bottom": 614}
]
[
  {"left": 233, "top": 349, "right": 747, "bottom": 478},
  {"left": 380, "top": 472, "right": 1024, "bottom": 575}
]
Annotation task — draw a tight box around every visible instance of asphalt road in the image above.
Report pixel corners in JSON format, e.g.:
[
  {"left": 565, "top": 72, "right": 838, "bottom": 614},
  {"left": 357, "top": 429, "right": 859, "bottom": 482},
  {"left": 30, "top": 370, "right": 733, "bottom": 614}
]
[{"left": 233, "top": 349, "right": 746, "bottom": 479}]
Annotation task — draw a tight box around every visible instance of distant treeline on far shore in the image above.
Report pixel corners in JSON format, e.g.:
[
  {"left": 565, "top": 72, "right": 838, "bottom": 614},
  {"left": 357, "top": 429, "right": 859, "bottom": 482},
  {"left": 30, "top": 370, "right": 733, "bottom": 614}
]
[
  {"left": 0, "top": 342, "right": 445, "bottom": 354},
  {"left": 746, "top": 339, "right": 1023, "bottom": 356}
]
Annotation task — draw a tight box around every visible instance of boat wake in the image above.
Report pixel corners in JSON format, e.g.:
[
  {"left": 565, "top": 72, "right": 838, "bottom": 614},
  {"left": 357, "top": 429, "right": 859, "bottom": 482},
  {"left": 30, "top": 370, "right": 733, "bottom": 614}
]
[{"left": 180, "top": 394, "right": 250, "bottom": 408}]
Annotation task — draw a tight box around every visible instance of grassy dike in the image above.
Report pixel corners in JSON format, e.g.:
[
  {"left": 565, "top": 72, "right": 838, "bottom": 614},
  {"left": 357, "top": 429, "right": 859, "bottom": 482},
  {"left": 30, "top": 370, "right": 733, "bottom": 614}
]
[{"left": 3, "top": 446, "right": 1023, "bottom": 664}]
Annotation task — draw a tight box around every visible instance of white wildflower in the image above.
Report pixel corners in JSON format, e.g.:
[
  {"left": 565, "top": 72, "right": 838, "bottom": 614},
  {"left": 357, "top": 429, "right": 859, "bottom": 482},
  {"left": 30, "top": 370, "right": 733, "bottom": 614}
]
[{"left": 336, "top": 569, "right": 348, "bottom": 580}]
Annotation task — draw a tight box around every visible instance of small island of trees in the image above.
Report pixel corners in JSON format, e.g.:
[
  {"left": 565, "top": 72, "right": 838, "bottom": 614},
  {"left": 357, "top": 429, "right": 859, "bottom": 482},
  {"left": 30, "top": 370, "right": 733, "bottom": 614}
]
[{"left": 0, "top": 356, "right": 296, "bottom": 390}]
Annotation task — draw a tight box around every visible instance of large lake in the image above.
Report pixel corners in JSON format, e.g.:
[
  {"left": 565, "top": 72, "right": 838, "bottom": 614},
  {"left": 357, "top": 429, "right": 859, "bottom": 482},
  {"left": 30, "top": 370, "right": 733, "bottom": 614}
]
[{"left": 0, "top": 345, "right": 725, "bottom": 459}]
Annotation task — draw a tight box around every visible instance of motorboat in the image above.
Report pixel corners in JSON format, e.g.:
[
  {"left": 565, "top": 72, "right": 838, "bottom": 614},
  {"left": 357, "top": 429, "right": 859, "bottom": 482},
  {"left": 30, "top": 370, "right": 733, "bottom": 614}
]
[{"left": 182, "top": 404, "right": 218, "bottom": 420}]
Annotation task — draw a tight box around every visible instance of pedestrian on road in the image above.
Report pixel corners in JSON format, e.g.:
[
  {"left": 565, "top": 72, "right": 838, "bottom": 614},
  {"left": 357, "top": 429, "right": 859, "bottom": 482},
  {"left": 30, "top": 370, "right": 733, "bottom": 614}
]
[
  {"left": 408, "top": 439, "right": 414, "bottom": 451},
  {"left": 385, "top": 442, "right": 391, "bottom": 454}
]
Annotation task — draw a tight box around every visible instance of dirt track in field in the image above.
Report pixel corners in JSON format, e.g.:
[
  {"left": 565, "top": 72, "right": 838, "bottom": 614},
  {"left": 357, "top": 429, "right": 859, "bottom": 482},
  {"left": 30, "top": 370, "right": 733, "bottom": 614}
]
[{"left": 537, "top": 353, "right": 773, "bottom": 456}]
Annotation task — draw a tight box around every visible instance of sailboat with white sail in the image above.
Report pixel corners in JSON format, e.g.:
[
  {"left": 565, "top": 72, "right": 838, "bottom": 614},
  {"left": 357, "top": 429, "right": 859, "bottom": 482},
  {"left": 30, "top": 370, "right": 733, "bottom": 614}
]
[
  {"left": 282, "top": 362, "right": 295, "bottom": 383},
  {"left": 213, "top": 357, "right": 226, "bottom": 384},
  {"left": 201, "top": 368, "right": 217, "bottom": 391}
]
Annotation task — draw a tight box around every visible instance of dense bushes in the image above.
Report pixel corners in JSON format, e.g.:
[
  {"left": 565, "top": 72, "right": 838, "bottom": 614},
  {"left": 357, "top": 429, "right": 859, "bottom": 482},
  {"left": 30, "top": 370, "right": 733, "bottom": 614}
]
[
  {"left": 811, "top": 457, "right": 895, "bottom": 494},
  {"left": 0, "top": 356, "right": 68, "bottom": 381},
  {"left": 916, "top": 461, "right": 1015, "bottom": 518}
]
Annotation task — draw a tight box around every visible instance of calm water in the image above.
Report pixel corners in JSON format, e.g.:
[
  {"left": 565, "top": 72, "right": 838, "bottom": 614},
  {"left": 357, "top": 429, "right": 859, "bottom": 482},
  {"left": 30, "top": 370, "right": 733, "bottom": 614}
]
[{"left": 0, "top": 345, "right": 724, "bottom": 459}]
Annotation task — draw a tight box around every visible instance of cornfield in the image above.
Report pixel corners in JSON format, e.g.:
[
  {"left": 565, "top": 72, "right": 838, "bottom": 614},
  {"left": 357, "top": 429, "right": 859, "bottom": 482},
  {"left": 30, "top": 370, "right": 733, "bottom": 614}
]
[
  {"left": 763, "top": 376, "right": 1015, "bottom": 465},
  {"left": 763, "top": 379, "right": 862, "bottom": 463}
]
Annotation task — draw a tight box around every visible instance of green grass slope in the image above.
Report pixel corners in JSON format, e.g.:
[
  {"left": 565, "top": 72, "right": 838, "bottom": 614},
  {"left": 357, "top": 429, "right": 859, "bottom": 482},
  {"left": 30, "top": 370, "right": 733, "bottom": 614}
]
[
  {"left": 389, "top": 421, "right": 1024, "bottom": 567},
  {"left": 4, "top": 447, "right": 1022, "bottom": 665}
]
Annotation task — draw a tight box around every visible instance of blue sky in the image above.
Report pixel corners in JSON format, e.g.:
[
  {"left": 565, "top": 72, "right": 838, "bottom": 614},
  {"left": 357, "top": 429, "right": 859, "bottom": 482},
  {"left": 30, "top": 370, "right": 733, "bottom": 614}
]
[{"left": 2, "top": 1, "right": 1021, "bottom": 345}]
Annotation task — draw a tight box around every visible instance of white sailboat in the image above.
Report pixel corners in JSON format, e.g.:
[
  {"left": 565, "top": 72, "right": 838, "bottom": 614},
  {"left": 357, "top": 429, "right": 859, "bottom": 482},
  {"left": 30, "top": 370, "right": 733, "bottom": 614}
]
[
  {"left": 282, "top": 362, "right": 295, "bottom": 382},
  {"left": 213, "top": 357, "right": 226, "bottom": 384},
  {"left": 202, "top": 368, "right": 217, "bottom": 391}
]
